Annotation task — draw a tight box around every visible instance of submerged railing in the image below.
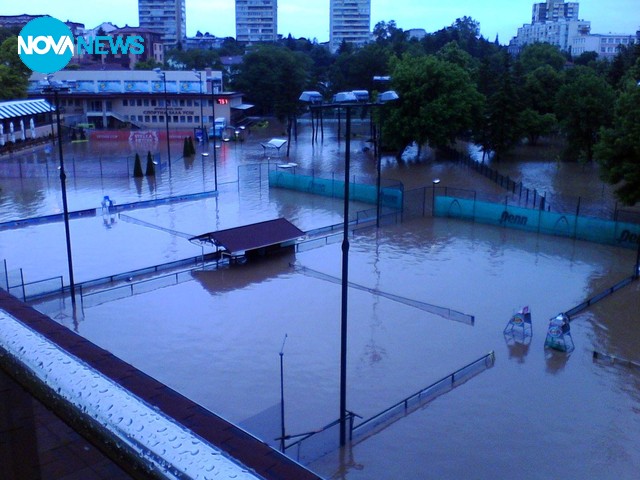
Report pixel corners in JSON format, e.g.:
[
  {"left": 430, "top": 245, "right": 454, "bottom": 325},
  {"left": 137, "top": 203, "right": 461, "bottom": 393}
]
[
  {"left": 284, "top": 352, "right": 495, "bottom": 465},
  {"left": 352, "top": 352, "right": 495, "bottom": 441}
]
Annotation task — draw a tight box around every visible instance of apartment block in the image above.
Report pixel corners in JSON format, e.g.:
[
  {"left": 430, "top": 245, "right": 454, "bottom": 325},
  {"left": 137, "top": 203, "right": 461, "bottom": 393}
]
[
  {"left": 138, "top": 0, "right": 187, "bottom": 48},
  {"left": 235, "top": 0, "right": 278, "bottom": 43},
  {"left": 330, "top": 0, "right": 371, "bottom": 52}
]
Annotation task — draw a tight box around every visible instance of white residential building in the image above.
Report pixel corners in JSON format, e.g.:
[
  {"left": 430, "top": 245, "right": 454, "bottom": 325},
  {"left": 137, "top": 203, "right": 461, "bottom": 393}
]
[
  {"left": 330, "top": 0, "right": 371, "bottom": 52},
  {"left": 572, "top": 33, "right": 637, "bottom": 60},
  {"left": 511, "top": 18, "right": 591, "bottom": 52},
  {"left": 138, "top": 0, "right": 187, "bottom": 48},
  {"left": 510, "top": 1, "right": 637, "bottom": 58},
  {"left": 532, "top": 0, "right": 579, "bottom": 23},
  {"left": 511, "top": 0, "right": 589, "bottom": 52},
  {"left": 235, "top": 0, "right": 278, "bottom": 43}
]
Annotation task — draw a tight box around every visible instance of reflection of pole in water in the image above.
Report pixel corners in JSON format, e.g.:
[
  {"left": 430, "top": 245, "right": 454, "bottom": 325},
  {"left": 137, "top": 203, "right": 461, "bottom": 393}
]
[{"left": 363, "top": 229, "right": 386, "bottom": 366}]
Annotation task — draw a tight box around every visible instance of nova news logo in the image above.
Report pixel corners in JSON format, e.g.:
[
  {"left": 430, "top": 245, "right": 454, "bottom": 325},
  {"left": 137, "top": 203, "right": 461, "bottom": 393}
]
[{"left": 18, "top": 16, "right": 145, "bottom": 74}]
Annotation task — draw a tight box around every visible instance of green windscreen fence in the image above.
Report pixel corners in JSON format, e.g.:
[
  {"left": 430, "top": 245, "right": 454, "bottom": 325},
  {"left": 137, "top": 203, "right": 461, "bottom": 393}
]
[
  {"left": 435, "top": 196, "right": 640, "bottom": 249},
  {"left": 268, "top": 170, "right": 403, "bottom": 209}
]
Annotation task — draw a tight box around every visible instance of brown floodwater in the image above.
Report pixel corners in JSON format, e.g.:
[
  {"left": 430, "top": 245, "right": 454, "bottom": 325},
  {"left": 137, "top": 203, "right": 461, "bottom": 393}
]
[{"left": 3, "top": 121, "right": 639, "bottom": 479}]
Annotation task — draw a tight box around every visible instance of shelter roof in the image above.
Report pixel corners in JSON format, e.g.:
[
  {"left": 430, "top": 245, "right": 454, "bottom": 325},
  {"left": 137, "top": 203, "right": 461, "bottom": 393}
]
[
  {"left": 0, "top": 99, "right": 53, "bottom": 120},
  {"left": 189, "top": 218, "right": 304, "bottom": 255}
]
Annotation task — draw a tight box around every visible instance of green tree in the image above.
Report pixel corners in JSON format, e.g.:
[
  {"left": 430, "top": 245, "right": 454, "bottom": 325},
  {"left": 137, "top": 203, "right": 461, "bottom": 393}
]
[
  {"left": 555, "top": 67, "right": 616, "bottom": 162},
  {"left": 518, "top": 109, "right": 557, "bottom": 145},
  {"left": 0, "top": 37, "right": 31, "bottom": 100},
  {"left": 385, "top": 54, "right": 484, "bottom": 158},
  {"left": 596, "top": 63, "right": 640, "bottom": 204},
  {"left": 165, "top": 47, "right": 220, "bottom": 70},
  {"left": 519, "top": 43, "right": 567, "bottom": 73},
  {"left": 522, "top": 65, "right": 563, "bottom": 115},
  {"left": 232, "top": 45, "right": 311, "bottom": 120},
  {"left": 480, "top": 53, "right": 525, "bottom": 160},
  {"left": 328, "top": 43, "right": 391, "bottom": 94},
  {"left": 436, "top": 41, "right": 477, "bottom": 73},
  {"left": 134, "top": 58, "right": 163, "bottom": 70}
]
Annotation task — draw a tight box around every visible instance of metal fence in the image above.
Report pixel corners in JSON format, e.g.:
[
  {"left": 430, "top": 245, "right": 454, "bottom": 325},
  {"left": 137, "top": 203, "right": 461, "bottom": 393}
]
[
  {"left": 457, "top": 154, "right": 635, "bottom": 223},
  {"left": 0, "top": 153, "right": 153, "bottom": 179},
  {"left": 284, "top": 352, "right": 495, "bottom": 465},
  {"left": 80, "top": 269, "right": 195, "bottom": 309},
  {"left": 284, "top": 413, "right": 360, "bottom": 465},
  {"left": 565, "top": 274, "right": 636, "bottom": 320},
  {"left": 0, "top": 190, "right": 219, "bottom": 231},
  {"left": 351, "top": 352, "right": 495, "bottom": 443}
]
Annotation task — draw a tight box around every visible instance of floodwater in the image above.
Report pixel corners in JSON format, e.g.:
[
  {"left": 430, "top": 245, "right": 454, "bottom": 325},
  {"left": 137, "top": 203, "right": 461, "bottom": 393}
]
[{"left": 2, "top": 121, "right": 639, "bottom": 479}]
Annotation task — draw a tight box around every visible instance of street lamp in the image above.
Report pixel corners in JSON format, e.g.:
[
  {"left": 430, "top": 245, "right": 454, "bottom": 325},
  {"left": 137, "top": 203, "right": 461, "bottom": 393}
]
[
  {"left": 432, "top": 178, "right": 441, "bottom": 216},
  {"left": 209, "top": 79, "right": 219, "bottom": 191},
  {"left": 43, "top": 76, "right": 76, "bottom": 306},
  {"left": 154, "top": 68, "right": 171, "bottom": 175},
  {"left": 306, "top": 90, "right": 398, "bottom": 448},
  {"left": 374, "top": 90, "right": 399, "bottom": 227},
  {"left": 193, "top": 69, "right": 205, "bottom": 143}
]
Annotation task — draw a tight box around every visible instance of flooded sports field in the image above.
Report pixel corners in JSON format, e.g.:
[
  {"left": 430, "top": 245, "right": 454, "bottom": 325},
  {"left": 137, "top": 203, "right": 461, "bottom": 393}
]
[{"left": 2, "top": 122, "right": 639, "bottom": 479}]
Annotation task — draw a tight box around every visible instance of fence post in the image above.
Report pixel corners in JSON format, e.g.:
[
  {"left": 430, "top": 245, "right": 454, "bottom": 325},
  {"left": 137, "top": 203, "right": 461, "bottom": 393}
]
[{"left": 19, "top": 268, "right": 26, "bottom": 302}]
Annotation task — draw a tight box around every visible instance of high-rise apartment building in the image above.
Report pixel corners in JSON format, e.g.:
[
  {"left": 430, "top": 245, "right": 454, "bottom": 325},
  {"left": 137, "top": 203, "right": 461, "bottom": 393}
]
[
  {"left": 330, "top": 0, "right": 371, "bottom": 52},
  {"left": 235, "top": 0, "right": 278, "bottom": 44},
  {"left": 532, "top": 0, "right": 579, "bottom": 23},
  {"left": 510, "top": 0, "right": 589, "bottom": 53},
  {"left": 138, "top": 0, "right": 186, "bottom": 48}
]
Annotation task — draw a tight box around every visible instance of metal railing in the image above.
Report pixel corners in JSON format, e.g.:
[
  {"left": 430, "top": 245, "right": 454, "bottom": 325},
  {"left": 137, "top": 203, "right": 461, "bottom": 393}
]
[
  {"left": 283, "top": 352, "right": 495, "bottom": 466},
  {"left": 352, "top": 351, "right": 495, "bottom": 441}
]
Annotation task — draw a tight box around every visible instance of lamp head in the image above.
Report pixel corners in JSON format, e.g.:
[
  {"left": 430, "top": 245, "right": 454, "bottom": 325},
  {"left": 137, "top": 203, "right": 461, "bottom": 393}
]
[{"left": 379, "top": 90, "right": 399, "bottom": 103}]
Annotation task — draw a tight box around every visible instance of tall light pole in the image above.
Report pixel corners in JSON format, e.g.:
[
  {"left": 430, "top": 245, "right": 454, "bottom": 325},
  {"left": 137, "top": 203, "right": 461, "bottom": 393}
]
[
  {"left": 43, "top": 77, "right": 76, "bottom": 306},
  {"left": 154, "top": 68, "right": 171, "bottom": 175},
  {"left": 209, "top": 79, "right": 218, "bottom": 191},
  {"left": 307, "top": 91, "right": 398, "bottom": 448},
  {"left": 193, "top": 69, "right": 205, "bottom": 142},
  {"left": 374, "top": 90, "right": 399, "bottom": 227}
]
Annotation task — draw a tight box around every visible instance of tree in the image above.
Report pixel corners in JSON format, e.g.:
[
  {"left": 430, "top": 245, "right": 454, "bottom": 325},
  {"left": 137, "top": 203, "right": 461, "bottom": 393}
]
[
  {"left": 165, "top": 48, "right": 220, "bottom": 70},
  {"left": 0, "top": 37, "right": 31, "bottom": 100},
  {"left": 134, "top": 58, "right": 163, "bottom": 70},
  {"left": 479, "top": 53, "right": 525, "bottom": 160},
  {"left": 232, "top": 44, "right": 311, "bottom": 122},
  {"left": 522, "top": 65, "right": 563, "bottom": 115},
  {"left": 385, "top": 54, "right": 484, "bottom": 158},
  {"left": 436, "top": 41, "right": 477, "bottom": 73},
  {"left": 519, "top": 43, "right": 567, "bottom": 73},
  {"left": 596, "top": 62, "right": 640, "bottom": 204},
  {"left": 328, "top": 43, "right": 391, "bottom": 94},
  {"left": 555, "top": 67, "right": 616, "bottom": 162},
  {"left": 519, "top": 109, "right": 557, "bottom": 145}
]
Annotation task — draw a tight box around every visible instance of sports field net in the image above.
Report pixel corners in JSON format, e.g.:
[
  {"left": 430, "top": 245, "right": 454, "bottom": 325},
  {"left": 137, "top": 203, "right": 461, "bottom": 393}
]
[{"left": 294, "top": 264, "right": 474, "bottom": 325}]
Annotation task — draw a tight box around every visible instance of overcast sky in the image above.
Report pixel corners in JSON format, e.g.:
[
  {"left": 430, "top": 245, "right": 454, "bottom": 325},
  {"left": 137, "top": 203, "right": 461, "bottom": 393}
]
[{"left": 5, "top": 0, "right": 638, "bottom": 44}]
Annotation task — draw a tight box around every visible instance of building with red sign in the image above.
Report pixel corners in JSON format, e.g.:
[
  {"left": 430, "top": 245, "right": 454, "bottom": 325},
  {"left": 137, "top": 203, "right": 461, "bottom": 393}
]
[{"left": 27, "top": 70, "right": 253, "bottom": 132}]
